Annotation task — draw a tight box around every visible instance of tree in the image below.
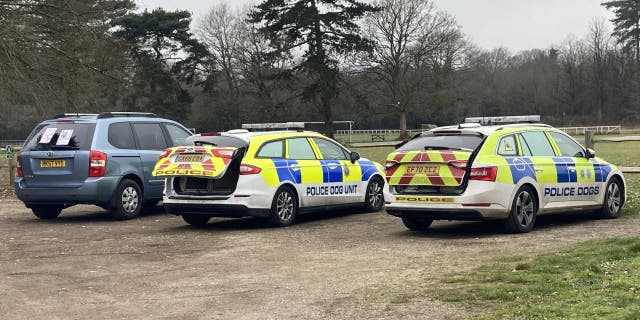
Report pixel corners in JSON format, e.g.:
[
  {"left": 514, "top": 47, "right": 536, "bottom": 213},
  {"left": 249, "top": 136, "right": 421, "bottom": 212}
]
[
  {"left": 249, "top": 0, "right": 379, "bottom": 137},
  {"left": 361, "top": 0, "right": 461, "bottom": 138},
  {"left": 602, "top": 0, "right": 640, "bottom": 63},
  {"left": 112, "top": 9, "right": 213, "bottom": 122}
]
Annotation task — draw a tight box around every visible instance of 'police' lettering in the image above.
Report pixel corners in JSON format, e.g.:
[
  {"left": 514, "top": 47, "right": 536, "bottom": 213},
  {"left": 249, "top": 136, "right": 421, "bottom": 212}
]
[
  {"left": 544, "top": 186, "right": 600, "bottom": 197},
  {"left": 306, "top": 185, "right": 358, "bottom": 196}
]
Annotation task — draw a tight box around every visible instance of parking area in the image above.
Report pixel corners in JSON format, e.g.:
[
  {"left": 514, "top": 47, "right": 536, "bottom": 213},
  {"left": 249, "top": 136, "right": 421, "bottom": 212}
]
[{"left": 2, "top": 196, "right": 640, "bottom": 319}]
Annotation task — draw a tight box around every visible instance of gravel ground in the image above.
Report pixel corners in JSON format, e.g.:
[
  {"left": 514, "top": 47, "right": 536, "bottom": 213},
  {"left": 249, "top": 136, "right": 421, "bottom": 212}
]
[{"left": 1, "top": 191, "right": 639, "bottom": 320}]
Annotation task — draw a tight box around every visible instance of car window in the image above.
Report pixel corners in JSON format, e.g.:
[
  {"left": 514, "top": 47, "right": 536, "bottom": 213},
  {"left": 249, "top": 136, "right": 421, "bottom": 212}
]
[
  {"left": 132, "top": 123, "right": 168, "bottom": 150},
  {"left": 287, "top": 138, "right": 317, "bottom": 160},
  {"left": 312, "top": 138, "right": 348, "bottom": 160},
  {"left": 108, "top": 122, "right": 135, "bottom": 149},
  {"left": 497, "top": 134, "right": 518, "bottom": 156},
  {"left": 398, "top": 134, "right": 483, "bottom": 151},
  {"left": 257, "top": 140, "right": 284, "bottom": 158},
  {"left": 550, "top": 132, "right": 585, "bottom": 157},
  {"left": 519, "top": 131, "right": 555, "bottom": 156},
  {"left": 24, "top": 123, "right": 96, "bottom": 151},
  {"left": 165, "top": 123, "right": 191, "bottom": 146}
]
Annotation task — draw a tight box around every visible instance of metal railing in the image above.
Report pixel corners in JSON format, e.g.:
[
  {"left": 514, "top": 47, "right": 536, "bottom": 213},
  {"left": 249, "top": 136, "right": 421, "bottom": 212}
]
[{"left": 335, "top": 129, "right": 423, "bottom": 135}]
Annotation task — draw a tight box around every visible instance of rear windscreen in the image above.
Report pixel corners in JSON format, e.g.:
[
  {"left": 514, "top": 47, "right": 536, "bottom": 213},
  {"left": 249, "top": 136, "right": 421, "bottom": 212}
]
[
  {"left": 398, "top": 134, "right": 483, "bottom": 151},
  {"left": 24, "top": 123, "right": 96, "bottom": 151},
  {"left": 186, "top": 135, "right": 248, "bottom": 148}
]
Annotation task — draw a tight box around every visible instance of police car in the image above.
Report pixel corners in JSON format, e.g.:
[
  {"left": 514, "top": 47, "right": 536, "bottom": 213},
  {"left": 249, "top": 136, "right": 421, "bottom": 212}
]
[
  {"left": 152, "top": 124, "right": 385, "bottom": 226},
  {"left": 384, "top": 116, "right": 625, "bottom": 233}
]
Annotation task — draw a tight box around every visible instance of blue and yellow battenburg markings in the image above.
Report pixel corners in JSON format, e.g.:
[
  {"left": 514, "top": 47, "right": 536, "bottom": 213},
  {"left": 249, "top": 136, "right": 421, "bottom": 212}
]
[
  {"left": 271, "top": 159, "right": 379, "bottom": 184},
  {"left": 503, "top": 157, "right": 612, "bottom": 184}
]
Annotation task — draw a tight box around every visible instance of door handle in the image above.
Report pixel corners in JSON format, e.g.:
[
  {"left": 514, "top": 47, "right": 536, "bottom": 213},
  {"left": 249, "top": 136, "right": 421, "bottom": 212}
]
[
  {"left": 289, "top": 164, "right": 300, "bottom": 171},
  {"left": 535, "top": 168, "right": 543, "bottom": 172},
  {"left": 568, "top": 166, "right": 576, "bottom": 172}
]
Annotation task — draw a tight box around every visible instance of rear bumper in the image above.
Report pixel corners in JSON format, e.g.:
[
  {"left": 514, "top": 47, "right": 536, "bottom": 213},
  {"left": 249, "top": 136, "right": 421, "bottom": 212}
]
[
  {"left": 14, "top": 176, "right": 119, "bottom": 206},
  {"left": 164, "top": 203, "right": 270, "bottom": 218}
]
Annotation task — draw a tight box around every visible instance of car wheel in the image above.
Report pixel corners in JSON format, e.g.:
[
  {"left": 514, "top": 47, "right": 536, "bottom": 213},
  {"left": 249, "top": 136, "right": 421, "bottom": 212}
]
[
  {"left": 182, "top": 214, "right": 211, "bottom": 226},
  {"left": 401, "top": 217, "right": 434, "bottom": 231},
  {"left": 110, "top": 179, "right": 142, "bottom": 220},
  {"left": 504, "top": 186, "right": 537, "bottom": 233},
  {"left": 269, "top": 186, "right": 297, "bottom": 227},
  {"left": 364, "top": 177, "right": 384, "bottom": 212},
  {"left": 600, "top": 178, "right": 623, "bottom": 219},
  {"left": 31, "top": 206, "right": 62, "bottom": 220}
]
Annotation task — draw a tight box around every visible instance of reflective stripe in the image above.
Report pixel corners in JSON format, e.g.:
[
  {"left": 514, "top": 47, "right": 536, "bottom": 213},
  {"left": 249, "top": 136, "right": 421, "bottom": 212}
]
[
  {"left": 320, "top": 160, "right": 343, "bottom": 183},
  {"left": 552, "top": 157, "right": 574, "bottom": 183},
  {"left": 273, "top": 159, "right": 302, "bottom": 184},
  {"left": 505, "top": 157, "right": 536, "bottom": 183},
  {"left": 359, "top": 160, "right": 378, "bottom": 182}
]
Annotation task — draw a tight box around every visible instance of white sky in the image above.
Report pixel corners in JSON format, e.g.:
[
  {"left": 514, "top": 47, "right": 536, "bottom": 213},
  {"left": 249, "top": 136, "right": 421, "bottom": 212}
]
[{"left": 135, "top": 0, "right": 615, "bottom": 52}]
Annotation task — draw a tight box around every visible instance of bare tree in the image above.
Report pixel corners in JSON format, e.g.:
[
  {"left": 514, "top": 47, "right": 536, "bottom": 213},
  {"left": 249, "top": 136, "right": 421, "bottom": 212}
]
[
  {"left": 361, "top": 0, "right": 461, "bottom": 138},
  {"left": 587, "top": 19, "right": 613, "bottom": 121}
]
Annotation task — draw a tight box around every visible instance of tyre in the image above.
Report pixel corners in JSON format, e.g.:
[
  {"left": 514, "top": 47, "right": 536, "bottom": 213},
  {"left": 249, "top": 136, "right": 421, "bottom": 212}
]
[
  {"left": 268, "top": 186, "right": 298, "bottom": 227},
  {"left": 364, "top": 177, "right": 384, "bottom": 212},
  {"left": 182, "top": 214, "right": 211, "bottom": 226},
  {"left": 599, "top": 178, "right": 623, "bottom": 219},
  {"left": 401, "top": 217, "right": 433, "bottom": 231},
  {"left": 110, "top": 179, "right": 142, "bottom": 220},
  {"left": 503, "top": 185, "right": 537, "bottom": 233},
  {"left": 31, "top": 206, "right": 62, "bottom": 220}
]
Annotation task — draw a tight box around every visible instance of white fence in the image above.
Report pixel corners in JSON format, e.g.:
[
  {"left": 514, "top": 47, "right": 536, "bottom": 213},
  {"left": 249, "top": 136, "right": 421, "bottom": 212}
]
[
  {"left": 558, "top": 126, "right": 621, "bottom": 135},
  {"left": 335, "top": 129, "right": 423, "bottom": 136}
]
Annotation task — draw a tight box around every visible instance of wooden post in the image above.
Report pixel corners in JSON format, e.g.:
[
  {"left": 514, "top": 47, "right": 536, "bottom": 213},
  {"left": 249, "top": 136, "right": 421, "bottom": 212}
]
[
  {"left": 585, "top": 130, "right": 595, "bottom": 150},
  {"left": 8, "top": 157, "right": 15, "bottom": 185}
]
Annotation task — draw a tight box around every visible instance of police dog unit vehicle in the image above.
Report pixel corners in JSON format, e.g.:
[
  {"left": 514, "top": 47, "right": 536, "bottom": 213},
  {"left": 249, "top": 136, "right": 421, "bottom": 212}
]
[
  {"left": 153, "top": 124, "right": 386, "bottom": 226},
  {"left": 384, "top": 116, "right": 626, "bottom": 233}
]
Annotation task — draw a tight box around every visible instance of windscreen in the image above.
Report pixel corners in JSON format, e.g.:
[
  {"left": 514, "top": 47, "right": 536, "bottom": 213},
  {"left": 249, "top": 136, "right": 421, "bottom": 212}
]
[
  {"left": 185, "top": 135, "right": 248, "bottom": 148},
  {"left": 24, "top": 123, "right": 96, "bottom": 151},
  {"left": 398, "top": 134, "right": 483, "bottom": 152}
]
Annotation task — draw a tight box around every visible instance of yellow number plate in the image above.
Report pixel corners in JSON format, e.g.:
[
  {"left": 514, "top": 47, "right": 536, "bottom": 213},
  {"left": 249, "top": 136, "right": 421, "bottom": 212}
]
[
  {"left": 405, "top": 165, "right": 439, "bottom": 175},
  {"left": 176, "top": 154, "right": 204, "bottom": 163},
  {"left": 40, "top": 159, "right": 66, "bottom": 168}
]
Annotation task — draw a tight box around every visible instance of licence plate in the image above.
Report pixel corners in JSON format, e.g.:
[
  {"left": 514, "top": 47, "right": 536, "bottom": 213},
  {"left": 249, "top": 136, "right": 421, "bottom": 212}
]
[
  {"left": 40, "top": 159, "right": 66, "bottom": 168},
  {"left": 176, "top": 154, "right": 204, "bottom": 163},
  {"left": 405, "top": 165, "right": 439, "bottom": 175}
]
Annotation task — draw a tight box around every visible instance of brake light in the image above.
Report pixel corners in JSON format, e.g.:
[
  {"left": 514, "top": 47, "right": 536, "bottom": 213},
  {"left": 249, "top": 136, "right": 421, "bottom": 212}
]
[
  {"left": 239, "top": 164, "right": 261, "bottom": 175},
  {"left": 89, "top": 150, "right": 107, "bottom": 177},
  {"left": 213, "top": 149, "right": 235, "bottom": 158},
  {"left": 159, "top": 149, "right": 171, "bottom": 160},
  {"left": 200, "top": 132, "right": 221, "bottom": 136},
  {"left": 16, "top": 152, "right": 23, "bottom": 177},
  {"left": 469, "top": 166, "right": 498, "bottom": 182}
]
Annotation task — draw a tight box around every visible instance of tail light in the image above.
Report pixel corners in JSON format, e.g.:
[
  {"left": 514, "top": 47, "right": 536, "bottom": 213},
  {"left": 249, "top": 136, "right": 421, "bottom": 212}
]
[
  {"left": 16, "top": 152, "right": 23, "bottom": 177},
  {"left": 158, "top": 149, "right": 171, "bottom": 160},
  {"left": 239, "top": 164, "right": 261, "bottom": 175},
  {"left": 89, "top": 150, "right": 107, "bottom": 177},
  {"left": 469, "top": 166, "right": 498, "bottom": 182},
  {"left": 213, "top": 149, "right": 235, "bottom": 158},
  {"left": 385, "top": 160, "right": 399, "bottom": 169}
]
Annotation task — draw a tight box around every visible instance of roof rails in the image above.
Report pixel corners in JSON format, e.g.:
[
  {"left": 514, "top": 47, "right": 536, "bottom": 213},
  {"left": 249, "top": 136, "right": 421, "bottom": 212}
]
[
  {"left": 241, "top": 122, "right": 305, "bottom": 131},
  {"left": 97, "top": 112, "right": 158, "bottom": 119},
  {"left": 52, "top": 113, "right": 98, "bottom": 119},
  {"left": 465, "top": 115, "right": 541, "bottom": 125}
]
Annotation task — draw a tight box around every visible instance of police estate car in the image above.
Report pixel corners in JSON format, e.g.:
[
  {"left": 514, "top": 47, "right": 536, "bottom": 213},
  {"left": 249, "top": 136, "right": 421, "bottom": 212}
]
[
  {"left": 384, "top": 116, "right": 625, "bottom": 233},
  {"left": 152, "top": 125, "right": 385, "bottom": 226}
]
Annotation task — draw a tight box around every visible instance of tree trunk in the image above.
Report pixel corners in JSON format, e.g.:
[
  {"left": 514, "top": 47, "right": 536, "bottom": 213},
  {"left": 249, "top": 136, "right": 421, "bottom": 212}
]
[{"left": 399, "top": 109, "right": 408, "bottom": 139}]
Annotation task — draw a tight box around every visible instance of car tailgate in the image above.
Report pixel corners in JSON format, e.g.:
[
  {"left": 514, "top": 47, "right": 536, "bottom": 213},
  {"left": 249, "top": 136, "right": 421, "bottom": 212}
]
[
  {"left": 153, "top": 146, "right": 239, "bottom": 179},
  {"left": 385, "top": 150, "right": 471, "bottom": 187}
]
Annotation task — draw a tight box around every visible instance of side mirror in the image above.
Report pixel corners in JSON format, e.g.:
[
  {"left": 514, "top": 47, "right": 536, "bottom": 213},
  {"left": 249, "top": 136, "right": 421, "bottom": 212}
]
[
  {"left": 350, "top": 151, "right": 360, "bottom": 163},
  {"left": 586, "top": 148, "right": 596, "bottom": 158}
]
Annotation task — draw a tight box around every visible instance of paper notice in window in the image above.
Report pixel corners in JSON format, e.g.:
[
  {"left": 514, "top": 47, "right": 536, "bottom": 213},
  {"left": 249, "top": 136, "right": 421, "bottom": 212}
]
[
  {"left": 39, "top": 127, "right": 57, "bottom": 144},
  {"left": 56, "top": 129, "right": 74, "bottom": 145}
]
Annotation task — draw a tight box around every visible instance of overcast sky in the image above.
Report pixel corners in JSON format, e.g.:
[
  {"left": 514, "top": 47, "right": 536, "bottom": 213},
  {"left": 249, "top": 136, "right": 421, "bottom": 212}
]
[{"left": 135, "top": 0, "right": 615, "bottom": 52}]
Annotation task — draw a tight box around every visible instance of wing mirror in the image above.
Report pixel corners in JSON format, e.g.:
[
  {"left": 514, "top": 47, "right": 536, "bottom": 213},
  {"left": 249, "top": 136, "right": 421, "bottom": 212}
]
[
  {"left": 350, "top": 151, "right": 360, "bottom": 163},
  {"left": 586, "top": 148, "right": 596, "bottom": 158}
]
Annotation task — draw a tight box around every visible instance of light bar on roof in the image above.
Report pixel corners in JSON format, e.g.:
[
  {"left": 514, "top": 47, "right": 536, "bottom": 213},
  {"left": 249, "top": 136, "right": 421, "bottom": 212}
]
[
  {"left": 464, "top": 115, "right": 540, "bottom": 125},
  {"left": 241, "top": 122, "right": 305, "bottom": 130}
]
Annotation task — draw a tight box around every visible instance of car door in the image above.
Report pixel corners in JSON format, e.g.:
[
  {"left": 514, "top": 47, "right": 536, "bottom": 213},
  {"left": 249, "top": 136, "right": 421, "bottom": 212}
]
[
  {"left": 548, "top": 131, "right": 599, "bottom": 202},
  {"left": 518, "top": 131, "right": 563, "bottom": 207},
  {"left": 285, "top": 137, "right": 325, "bottom": 208},
  {"left": 132, "top": 122, "right": 169, "bottom": 200},
  {"left": 311, "top": 137, "right": 362, "bottom": 205}
]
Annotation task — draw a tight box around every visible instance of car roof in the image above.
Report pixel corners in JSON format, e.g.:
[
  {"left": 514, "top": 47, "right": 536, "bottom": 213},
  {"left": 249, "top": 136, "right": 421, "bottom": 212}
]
[
  {"left": 220, "top": 130, "right": 325, "bottom": 143},
  {"left": 430, "top": 123, "right": 555, "bottom": 136}
]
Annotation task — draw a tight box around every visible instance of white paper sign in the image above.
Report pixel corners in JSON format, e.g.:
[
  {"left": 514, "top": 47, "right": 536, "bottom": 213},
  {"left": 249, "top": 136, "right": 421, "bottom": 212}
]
[
  {"left": 56, "top": 129, "right": 74, "bottom": 146},
  {"left": 39, "top": 127, "right": 57, "bottom": 144}
]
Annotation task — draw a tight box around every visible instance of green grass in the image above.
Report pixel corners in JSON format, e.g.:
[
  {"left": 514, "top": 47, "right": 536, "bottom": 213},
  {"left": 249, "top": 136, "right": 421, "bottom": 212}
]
[{"left": 426, "top": 238, "right": 640, "bottom": 319}]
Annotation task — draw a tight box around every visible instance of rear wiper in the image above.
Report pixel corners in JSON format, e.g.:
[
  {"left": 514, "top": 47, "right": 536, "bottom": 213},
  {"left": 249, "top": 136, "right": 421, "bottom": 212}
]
[{"left": 424, "top": 146, "right": 473, "bottom": 152}]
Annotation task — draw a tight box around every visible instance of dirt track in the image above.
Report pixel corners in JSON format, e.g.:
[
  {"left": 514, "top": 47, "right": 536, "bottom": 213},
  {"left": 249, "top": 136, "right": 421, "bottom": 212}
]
[{"left": 1, "top": 196, "right": 639, "bottom": 320}]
